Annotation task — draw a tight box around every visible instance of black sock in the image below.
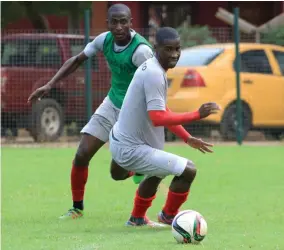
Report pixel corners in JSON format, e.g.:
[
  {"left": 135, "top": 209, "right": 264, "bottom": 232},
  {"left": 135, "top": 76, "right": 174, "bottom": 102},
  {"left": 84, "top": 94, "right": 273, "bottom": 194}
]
[{"left": 73, "top": 200, "right": 84, "bottom": 210}]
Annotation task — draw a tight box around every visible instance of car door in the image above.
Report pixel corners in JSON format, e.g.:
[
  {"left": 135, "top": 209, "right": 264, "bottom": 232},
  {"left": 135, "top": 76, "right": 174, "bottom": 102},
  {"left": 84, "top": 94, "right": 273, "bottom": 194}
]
[
  {"left": 239, "top": 49, "right": 283, "bottom": 126},
  {"left": 270, "top": 50, "right": 284, "bottom": 124}
]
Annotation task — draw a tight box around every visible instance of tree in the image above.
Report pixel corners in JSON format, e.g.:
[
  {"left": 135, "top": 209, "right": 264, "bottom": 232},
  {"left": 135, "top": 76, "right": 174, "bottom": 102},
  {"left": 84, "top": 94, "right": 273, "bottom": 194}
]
[
  {"left": 177, "top": 25, "right": 217, "bottom": 49},
  {"left": 261, "top": 27, "right": 284, "bottom": 46},
  {"left": 1, "top": 1, "right": 26, "bottom": 28},
  {"left": 2, "top": 1, "right": 92, "bottom": 32},
  {"left": 19, "top": 1, "right": 49, "bottom": 32}
]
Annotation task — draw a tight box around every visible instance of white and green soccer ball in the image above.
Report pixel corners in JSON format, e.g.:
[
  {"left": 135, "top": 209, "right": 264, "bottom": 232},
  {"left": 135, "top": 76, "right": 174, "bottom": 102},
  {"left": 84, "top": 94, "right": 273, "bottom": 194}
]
[{"left": 171, "top": 210, "right": 208, "bottom": 244}]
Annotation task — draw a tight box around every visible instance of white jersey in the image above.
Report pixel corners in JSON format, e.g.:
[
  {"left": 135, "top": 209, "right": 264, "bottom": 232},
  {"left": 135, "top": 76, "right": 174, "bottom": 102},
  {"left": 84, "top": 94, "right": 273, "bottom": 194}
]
[
  {"left": 112, "top": 57, "right": 168, "bottom": 150},
  {"left": 83, "top": 30, "right": 153, "bottom": 67}
]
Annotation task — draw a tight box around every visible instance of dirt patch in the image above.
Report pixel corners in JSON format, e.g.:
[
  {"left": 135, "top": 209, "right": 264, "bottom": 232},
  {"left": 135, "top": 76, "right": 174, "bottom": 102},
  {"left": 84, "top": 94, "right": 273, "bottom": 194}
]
[
  {"left": 166, "top": 141, "right": 284, "bottom": 146},
  {"left": 2, "top": 138, "right": 283, "bottom": 148},
  {"left": 1, "top": 129, "right": 283, "bottom": 148}
]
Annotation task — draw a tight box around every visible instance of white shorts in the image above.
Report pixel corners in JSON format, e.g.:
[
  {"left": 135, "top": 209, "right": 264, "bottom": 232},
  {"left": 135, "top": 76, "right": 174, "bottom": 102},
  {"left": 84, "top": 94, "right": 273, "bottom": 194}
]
[
  {"left": 81, "top": 96, "right": 120, "bottom": 142},
  {"left": 109, "top": 131, "right": 189, "bottom": 179}
]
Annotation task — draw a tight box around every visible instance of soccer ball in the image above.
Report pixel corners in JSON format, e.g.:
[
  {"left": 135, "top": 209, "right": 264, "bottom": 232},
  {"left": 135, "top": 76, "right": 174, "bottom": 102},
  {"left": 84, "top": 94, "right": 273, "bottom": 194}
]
[{"left": 171, "top": 210, "right": 207, "bottom": 244}]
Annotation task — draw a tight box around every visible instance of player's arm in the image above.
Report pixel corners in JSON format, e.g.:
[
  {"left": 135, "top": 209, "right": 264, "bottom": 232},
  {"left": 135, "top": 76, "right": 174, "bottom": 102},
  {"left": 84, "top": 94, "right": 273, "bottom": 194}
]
[
  {"left": 163, "top": 108, "right": 212, "bottom": 152},
  {"left": 166, "top": 122, "right": 213, "bottom": 153},
  {"left": 148, "top": 102, "right": 220, "bottom": 127},
  {"left": 165, "top": 107, "right": 191, "bottom": 143},
  {"left": 47, "top": 52, "right": 88, "bottom": 87},
  {"left": 28, "top": 32, "right": 108, "bottom": 103},
  {"left": 144, "top": 71, "right": 200, "bottom": 127},
  {"left": 144, "top": 70, "right": 218, "bottom": 153},
  {"left": 144, "top": 69, "right": 220, "bottom": 126},
  {"left": 148, "top": 109, "right": 200, "bottom": 126},
  {"left": 132, "top": 44, "right": 154, "bottom": 67},
  {"left": 164, "top": 107, "right": 214, "bottom": 153},
  {"left": 46, "top": 32, "right": 107, "bottom": 87}
]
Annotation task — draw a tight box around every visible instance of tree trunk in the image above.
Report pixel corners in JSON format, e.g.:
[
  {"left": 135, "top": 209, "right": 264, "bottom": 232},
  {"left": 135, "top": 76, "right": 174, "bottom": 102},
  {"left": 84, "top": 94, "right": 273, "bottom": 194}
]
[
  {"left": 20, "top": 2, "right": 49, "bottom": 32},
  {"left": 68, "top": 2, "right": 80, "bottom": 34}
]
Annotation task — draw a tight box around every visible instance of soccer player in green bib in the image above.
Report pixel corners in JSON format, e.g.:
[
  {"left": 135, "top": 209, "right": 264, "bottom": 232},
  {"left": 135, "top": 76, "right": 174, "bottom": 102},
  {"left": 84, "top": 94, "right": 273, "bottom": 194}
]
[{"left": 28, "top": 4, "right": 153, "bottom": 219}]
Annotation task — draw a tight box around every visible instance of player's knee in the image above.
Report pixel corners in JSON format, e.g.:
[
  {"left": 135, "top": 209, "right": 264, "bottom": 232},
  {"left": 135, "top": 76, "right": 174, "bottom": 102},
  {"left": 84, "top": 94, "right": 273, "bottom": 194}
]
[
  {"left": 110, "top": 167, "right": 123, "bottom": 181},
  {"left": 110, "top": 160, "right": 128, "bottom": 181},
  {"left": 181, "top": 160, "right": 197, "bottom": 183},
  {"left": 74, "top": 134, "right": 104, "bottom": 167},
  {"left": 111, "top": 171, "right": 125, "bottom": 181},
  {"left": 74, "top": 148, "right": 91, "bottom": 167}
]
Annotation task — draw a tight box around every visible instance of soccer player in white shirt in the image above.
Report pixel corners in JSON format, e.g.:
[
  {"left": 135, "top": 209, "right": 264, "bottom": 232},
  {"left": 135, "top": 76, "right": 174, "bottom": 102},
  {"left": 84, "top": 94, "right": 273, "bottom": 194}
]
[{"left": 109, "top": 27, "right": 220, "bottom": 226}]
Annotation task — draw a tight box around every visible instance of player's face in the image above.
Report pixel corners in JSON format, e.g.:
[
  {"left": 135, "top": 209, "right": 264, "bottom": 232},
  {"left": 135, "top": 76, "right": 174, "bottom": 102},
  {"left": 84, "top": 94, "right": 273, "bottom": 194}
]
[
  {"left": 158, "top": 39, "right": 181, "bottom": 69},
  {"left": 108, "top": 12, "right": 132, "bottom": 44}
]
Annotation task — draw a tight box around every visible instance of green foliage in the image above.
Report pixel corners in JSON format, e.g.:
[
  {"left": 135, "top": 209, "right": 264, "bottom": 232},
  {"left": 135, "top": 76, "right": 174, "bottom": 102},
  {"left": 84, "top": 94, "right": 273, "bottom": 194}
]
[
  {"left": 176, "top": 25, "right": 217, "bottom": 48},
  {"left": 260, "top": 26, "right": 284, "bottom": 46},
  {"left": 1, "top": 2, "right": 26, "bottom": 28},
  {"left": 1, "top": 1, "right": 92, "bottom": 29}
]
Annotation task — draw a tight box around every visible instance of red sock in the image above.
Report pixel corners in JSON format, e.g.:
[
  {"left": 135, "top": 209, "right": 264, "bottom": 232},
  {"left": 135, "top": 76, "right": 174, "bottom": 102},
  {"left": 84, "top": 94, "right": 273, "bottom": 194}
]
[
  {"left": 71, "top": 162, "right": 88, "bottom": 202},
  {"left": 163, "top": 190, "right": 189, "bottom": 216},
  {"left": 131, "top": 190, "right": 156, "bottom": 218}
]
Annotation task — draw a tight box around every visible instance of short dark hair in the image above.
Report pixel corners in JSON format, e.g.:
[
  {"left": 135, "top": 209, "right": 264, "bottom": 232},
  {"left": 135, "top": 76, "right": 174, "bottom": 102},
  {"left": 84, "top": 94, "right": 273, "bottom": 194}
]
[
  {"left": 155, "top": 27, "right": 180, "bottom": 45},
  {"left": 108, "top": 3, "right": 131, "bottom": 18}
]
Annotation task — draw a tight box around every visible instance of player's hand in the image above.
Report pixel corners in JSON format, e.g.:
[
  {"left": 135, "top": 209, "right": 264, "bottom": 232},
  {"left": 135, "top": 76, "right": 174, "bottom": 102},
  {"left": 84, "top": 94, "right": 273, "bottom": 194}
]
[
  {"left": 187, "top": 136, "right": 214, "bottom": 154},
  {"left": 198, "top": 102, "right": 221, "bottom": 119},
  {"left": 27, "top": 84, "right": 52, "bottom": 103}
]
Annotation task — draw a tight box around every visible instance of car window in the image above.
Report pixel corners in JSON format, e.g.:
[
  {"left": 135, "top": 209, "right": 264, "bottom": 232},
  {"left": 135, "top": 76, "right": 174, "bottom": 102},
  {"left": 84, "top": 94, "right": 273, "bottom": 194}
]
[
  {"left": 176, "top": 48, "right": 224, "bottom": 66},
  {"left": 1, "top": 41, "right": 28, "bottom": 65},
  {"left": 238, "top": 50, "right": 272, "bottom": 75},
  {"left": 1, "top": 39, "right": 61, "bottom": 67},
  {"left": 1, "top": 40, "right": 33, "bottom": 66},
  {"left": 35, "top": 39, "right": 61, "bottom": 67},
  {"left": 272, "top": 51, "right": 284, "bottom": 75},
  {"left": 69, "top": 39, "right": 98, "bottom": 70}
]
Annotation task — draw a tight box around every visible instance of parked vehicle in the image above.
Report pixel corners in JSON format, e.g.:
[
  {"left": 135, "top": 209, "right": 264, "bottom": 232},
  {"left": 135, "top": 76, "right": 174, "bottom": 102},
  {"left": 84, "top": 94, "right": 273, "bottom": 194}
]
[
  {"left": 1, "top": 33, "right": 111, "bottom": 141},
  {"left": 167, "top": 43, "right": 284, "bottom": 140}
]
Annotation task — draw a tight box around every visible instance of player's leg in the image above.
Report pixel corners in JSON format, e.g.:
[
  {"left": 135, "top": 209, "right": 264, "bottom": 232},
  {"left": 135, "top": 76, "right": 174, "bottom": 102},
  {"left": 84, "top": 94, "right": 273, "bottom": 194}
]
[
  {"left": 110, "top": 159, "right": 135, "bottom": 180},
  {"left": 109, "top": 142, "right": 165, "bottom": 227},
  {"left": 109, "top": 130, "right": 142, "bottom": 181},
  {"left": 123, "top": 147, "right": 193, "bottom": 226},
  {"left": 158, "top": 160, "right": 196, "bottom": 225},
  {"left": 109, "top": 128, "right": 144, "bottom": 183},
  {"left": 123, "top": 146, "right": 188, "bottom": 227},
  {"left": 60, "top": 98, "right": 116, "bottom": 219},
  {"left": 59, "top": 131, "right": 106, "bottom": 219},
  {"left": 126, "top": 176, "right": 166, "bottom": 227},
  {"left": 71, "top": 133, "right": 105, "bottom": 205}
]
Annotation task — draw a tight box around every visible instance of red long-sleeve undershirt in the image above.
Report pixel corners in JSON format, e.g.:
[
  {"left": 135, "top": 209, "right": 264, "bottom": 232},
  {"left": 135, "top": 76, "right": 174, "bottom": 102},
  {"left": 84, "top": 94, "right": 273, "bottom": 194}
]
[{"left": 148, "top": 107, "right": 200, "bottom": 143}]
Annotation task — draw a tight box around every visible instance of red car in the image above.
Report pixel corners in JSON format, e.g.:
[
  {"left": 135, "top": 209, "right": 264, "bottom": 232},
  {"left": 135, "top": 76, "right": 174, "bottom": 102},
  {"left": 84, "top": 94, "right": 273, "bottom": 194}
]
[{"left": 1, "top": 33, "right": 111, "bottom": 141}]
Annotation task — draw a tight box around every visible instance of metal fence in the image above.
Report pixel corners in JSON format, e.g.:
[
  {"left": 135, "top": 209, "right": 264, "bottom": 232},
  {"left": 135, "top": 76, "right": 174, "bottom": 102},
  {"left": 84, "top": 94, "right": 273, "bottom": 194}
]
[{"left": 1, "top": 28, "right": 284, "bottom": 144}]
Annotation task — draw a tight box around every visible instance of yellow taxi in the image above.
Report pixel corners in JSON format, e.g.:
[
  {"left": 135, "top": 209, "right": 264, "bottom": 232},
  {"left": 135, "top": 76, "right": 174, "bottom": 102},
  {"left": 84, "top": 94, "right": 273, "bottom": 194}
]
[{"left": 167, "top": 43, "right": 284, "bottom": 140}]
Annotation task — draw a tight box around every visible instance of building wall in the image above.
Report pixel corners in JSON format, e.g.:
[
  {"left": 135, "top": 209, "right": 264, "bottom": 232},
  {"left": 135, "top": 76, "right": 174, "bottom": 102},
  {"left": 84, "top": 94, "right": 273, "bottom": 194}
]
[
  {"left": 229, "top": 2, "right": 284, "bottom": 26},
  {"left": 3, "top": 1, "right": 283, "bottom": 33},
  {"left": 110, "top": 1, "right": 284, "bottom": 28},
  {"left": 195, "top": 1, "right": 229, "bottom": 27}
]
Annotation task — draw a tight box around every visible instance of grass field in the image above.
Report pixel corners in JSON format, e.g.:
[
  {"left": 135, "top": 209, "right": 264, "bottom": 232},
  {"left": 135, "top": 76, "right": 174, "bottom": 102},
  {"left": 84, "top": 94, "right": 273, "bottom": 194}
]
[{"left": 2, "top": 145, "right": 284, "bottom": 250}]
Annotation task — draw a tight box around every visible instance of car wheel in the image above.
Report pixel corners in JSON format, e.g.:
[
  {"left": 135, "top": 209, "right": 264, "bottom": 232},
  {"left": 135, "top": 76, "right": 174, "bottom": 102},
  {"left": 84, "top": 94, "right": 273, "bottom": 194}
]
[
  {"left": 220, "top": 103, "right": 252, "bottom": 141},
  {"left": 30, "top": 98, "right": 64, "bottom": 142}
]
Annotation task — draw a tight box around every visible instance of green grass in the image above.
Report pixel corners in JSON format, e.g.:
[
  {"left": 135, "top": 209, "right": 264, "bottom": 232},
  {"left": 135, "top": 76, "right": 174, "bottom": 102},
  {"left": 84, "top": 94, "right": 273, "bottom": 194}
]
[{"left": 2, "top": 145, "right": 284, "bottom": 250}]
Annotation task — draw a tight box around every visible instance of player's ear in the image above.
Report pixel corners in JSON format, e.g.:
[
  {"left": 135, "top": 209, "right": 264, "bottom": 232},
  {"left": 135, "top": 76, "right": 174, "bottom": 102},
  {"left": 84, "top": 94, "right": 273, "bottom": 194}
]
[{"left": 129, "top": 18, "right": 133, "bottom": 27}]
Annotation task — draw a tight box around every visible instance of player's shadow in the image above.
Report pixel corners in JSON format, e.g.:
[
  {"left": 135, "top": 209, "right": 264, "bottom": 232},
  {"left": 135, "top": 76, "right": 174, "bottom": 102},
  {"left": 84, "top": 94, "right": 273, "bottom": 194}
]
[{"left": 103, "top": 225, "right": 171, "bottom": 234}]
